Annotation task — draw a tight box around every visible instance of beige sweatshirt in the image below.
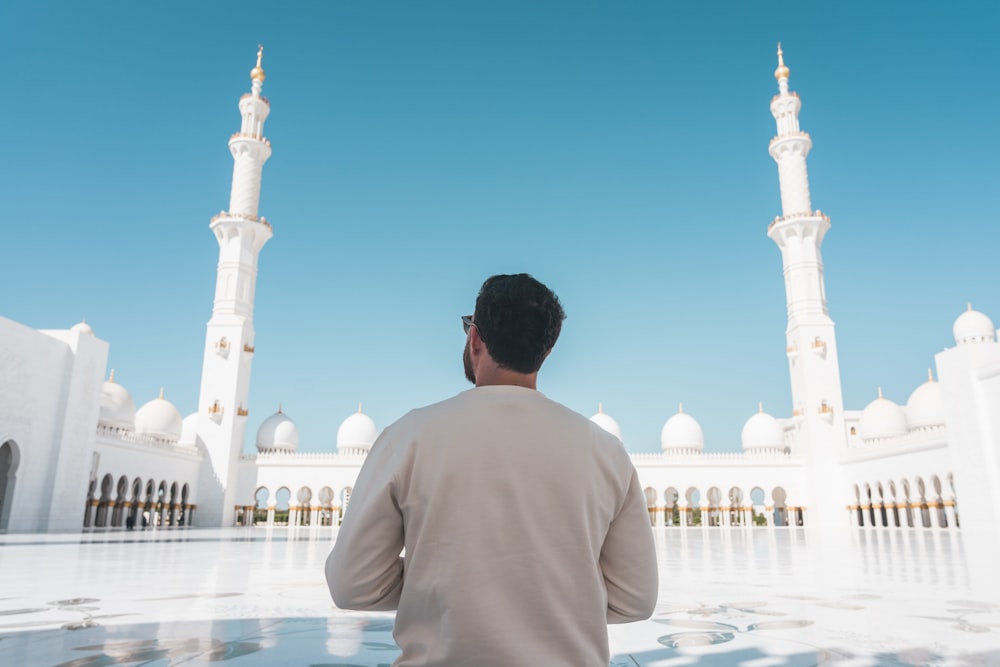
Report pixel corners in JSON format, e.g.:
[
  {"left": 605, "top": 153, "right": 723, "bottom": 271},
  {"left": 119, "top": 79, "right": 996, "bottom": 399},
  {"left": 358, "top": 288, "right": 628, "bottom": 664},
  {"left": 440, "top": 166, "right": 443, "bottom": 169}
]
[{"left": 326, "top": 385, "right": 658, "bottom": 667}]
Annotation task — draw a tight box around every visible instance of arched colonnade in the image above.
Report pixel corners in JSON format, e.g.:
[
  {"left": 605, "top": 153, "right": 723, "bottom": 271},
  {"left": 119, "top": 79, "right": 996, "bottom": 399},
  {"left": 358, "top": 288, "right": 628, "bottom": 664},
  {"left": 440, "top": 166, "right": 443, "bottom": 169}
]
[
  {"left": 83, "top": 473, "right": 195, "bottom": 529},
  {"left": 642, "top": 485, "right": 802, "bottom": 528},
  {"left": 236, "top": 485, "right": 351, "bottom": 527},
  {"left": 850, "top": 473, "right": 958, "bottom": 530}
]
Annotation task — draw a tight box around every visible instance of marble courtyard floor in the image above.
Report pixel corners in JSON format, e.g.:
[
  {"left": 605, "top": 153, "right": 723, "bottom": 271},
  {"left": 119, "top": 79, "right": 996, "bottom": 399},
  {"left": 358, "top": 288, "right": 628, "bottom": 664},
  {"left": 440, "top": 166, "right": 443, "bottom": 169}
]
[{"left": 1, "top": 526, "right": 999, "bottom": 666}]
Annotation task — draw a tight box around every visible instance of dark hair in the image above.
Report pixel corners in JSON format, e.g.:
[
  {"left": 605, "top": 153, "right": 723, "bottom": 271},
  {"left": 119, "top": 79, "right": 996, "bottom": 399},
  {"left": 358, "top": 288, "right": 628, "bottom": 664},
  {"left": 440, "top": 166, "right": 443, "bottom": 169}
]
[{"left": 473, "top": 274, "right": 566, "bottom": 374}]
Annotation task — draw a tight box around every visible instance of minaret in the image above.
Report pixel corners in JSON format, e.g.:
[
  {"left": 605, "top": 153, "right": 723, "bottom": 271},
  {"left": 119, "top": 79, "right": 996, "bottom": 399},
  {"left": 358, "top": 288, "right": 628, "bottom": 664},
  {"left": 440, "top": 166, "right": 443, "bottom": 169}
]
[
  {"left": 195, "top": 46, "right": 274, "bottom": 527},
  {"left": 766, "top": 45, "right": 847, "bottom": 530}
]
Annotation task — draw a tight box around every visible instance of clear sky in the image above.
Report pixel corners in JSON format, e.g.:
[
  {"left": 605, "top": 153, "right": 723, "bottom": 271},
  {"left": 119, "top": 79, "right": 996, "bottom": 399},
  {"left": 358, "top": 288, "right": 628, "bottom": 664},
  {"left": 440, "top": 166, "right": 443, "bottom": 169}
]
[{"left": 2, "top": 2, "right": 998, "bottom": 454}]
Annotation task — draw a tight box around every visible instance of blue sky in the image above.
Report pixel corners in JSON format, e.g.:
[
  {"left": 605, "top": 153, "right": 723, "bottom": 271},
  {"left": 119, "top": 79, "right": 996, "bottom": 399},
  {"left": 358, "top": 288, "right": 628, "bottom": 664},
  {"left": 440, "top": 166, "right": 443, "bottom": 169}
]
[{"left": 2, "top": 2, "right": 998, "bottom": 454}]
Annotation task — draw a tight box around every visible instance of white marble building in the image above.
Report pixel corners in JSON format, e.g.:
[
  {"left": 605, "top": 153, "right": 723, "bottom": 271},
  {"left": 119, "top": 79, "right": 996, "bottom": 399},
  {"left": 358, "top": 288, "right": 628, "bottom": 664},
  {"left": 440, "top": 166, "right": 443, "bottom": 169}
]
[{"left": 1, "top": 47, "right": 997, "bottom": 548}]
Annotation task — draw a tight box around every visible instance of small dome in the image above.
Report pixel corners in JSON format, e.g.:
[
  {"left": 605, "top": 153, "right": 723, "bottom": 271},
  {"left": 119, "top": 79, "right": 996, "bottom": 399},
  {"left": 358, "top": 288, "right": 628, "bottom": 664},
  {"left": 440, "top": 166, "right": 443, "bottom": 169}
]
[
  {"left": 741, "top": 406, "right": 784, "bottom": 450},
  {"left": 179, "top": 413, "right": 199, "bottom": 448},
  {"left": 135, "top": 391, "right": 183, "bottom": 441},
  {"left": 661, "top": 405, "right": 704, "bottom": 451},
  {"left": 256, "top": 408, "right": 299, "bottom": 452},
  {"left": 99, "top": 371, "right": 135, "bottom": 429},
  {"left": 859, "top": 389, "right": 908, "bottom": 441},
  {"left": 337, "top": 406, "right": 378, "bottom": 452},
  {"left": 71, "top": 320, "right": 94, "bottom": 336},
  {"left": 906, "top": 370, "right": 944, "bottom": 429},
  {"left": 953, "top": 305, "right": 995, "bottom": 345},
  {"left": 589, "top": 404, "right": 623, "bottom": 443}
]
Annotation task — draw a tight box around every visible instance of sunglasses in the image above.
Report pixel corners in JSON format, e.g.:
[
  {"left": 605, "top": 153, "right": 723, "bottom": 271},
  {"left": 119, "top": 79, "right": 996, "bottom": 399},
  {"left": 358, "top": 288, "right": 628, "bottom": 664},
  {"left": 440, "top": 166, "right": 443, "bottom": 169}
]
[{"left": 461, "top": 315, "right": 475, "bottom": 335}]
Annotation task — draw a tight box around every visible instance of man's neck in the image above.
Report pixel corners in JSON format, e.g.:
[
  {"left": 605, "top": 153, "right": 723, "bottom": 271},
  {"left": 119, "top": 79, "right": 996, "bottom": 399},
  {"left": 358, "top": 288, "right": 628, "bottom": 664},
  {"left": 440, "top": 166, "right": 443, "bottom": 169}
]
[{"left": 475, "top": 367, "right": 538, "bottom": 390}]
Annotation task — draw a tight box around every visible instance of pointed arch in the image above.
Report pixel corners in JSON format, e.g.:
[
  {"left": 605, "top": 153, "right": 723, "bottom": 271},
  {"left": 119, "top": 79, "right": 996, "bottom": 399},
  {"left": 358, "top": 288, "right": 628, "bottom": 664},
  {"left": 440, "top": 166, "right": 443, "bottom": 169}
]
[{"left": 0, "top": 441, "right": 20, "bottom": 531}]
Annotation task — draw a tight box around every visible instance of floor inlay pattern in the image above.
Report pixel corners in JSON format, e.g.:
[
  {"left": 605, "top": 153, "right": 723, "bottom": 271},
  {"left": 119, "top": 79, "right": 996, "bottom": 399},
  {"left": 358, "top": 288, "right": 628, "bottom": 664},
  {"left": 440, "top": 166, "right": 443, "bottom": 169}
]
[{"left": 1, "top": 527, "right": 999, "bottom": 666}]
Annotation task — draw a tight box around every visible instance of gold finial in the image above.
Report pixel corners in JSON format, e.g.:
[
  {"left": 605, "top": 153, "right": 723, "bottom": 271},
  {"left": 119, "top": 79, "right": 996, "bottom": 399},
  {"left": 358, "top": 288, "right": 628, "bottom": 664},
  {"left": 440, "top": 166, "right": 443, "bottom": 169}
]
[
  {"left": 251, "top": 44, "right": 266, "bottom": 82},
  {"left": 357, "top": 402, "right": 363, "bottom": 414},
  {"left": 108, "top": 368, "right": 115, "bottom": 383},
  {"left": 774, "top": 42, "right": 790, "bottom": 81},
  {"left": 928, "top": 368, "right": 935, "bottom": 382},
  {"left": 758, "top": 402, "right": 764, "bottom": 414},
  {"left": 278, "top": 402, "right": 283, "bottom": 414},
  {"left": 678, "top": 402, "right": 684, "bottom": 414},
  {"left": 159, "top": 387, "right": 165, "bottom": 400},
  {"left": 877, "top": 386, "right": 883, "bottom": 400},
  {"left": 598, "top": 402, "right": 604, "bottom": 414}
]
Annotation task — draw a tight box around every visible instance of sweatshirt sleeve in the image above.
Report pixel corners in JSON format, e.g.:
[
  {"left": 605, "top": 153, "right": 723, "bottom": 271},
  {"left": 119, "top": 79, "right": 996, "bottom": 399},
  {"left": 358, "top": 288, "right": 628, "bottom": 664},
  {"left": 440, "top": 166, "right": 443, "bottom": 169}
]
[
  {"left": 600, "top": 465, "right": 659, "bottom": 623},
  {"left": 325, "top": 429, "right": 405, "bottom": 611}
]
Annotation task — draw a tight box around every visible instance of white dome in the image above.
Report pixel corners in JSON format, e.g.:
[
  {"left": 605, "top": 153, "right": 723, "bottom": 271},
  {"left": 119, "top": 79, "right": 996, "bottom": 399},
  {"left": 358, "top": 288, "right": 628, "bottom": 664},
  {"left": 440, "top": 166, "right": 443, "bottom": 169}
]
[
  {"left": 906, "top": 372, "right": 944, "bottom": 429},
  {"left": 135, "top": 392, "right": 183, "bottom": 441},
  {"left": 741, "top": 407, "right": 784, "bottom": 450},
  {"left": 256, "top": 409, "right": 300, "bottom": 452},
  {"left": 589, "top": 405, "right": 623, "bottom": 443},
  {"left": 660, "top": 406, "right": 704, "bottom": 451},
  {"left": 71, "top": 320, "right": 94, "bottom": 336},
  {"left": 179, "top": 412, "right": 199, "bottom": 447},
  {"left": 337, "top": 407, "right": 378, "bottom": 452},
  {"left": 859, "top": 389, "right": 908, "bottom": 441},
  {"left": 953, "top": 305, "right": 995, "bottom": 345},
  {"left": 99, "top": 373, "right": 135, "bottom": 429}
]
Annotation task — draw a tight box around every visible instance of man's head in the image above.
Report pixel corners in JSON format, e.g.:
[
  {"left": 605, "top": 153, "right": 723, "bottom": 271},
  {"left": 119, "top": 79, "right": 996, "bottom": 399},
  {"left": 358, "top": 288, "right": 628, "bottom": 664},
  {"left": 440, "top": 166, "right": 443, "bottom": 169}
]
[{"left": 463, "top": 273, "right": 566, "bottom": 384}]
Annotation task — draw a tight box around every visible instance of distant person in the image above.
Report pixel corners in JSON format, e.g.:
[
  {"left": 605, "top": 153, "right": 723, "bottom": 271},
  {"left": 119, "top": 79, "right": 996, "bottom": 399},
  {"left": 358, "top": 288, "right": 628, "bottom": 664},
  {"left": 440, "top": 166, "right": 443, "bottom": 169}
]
[{"left": 326, "top": 273, "right": 658, "bottom": 667}]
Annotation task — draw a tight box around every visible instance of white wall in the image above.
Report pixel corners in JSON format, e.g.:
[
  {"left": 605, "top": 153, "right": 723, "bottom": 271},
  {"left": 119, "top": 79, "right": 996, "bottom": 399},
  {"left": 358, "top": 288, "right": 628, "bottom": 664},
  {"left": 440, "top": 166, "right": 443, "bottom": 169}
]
[{"left": 0, "top": 317, "right": 107, "bottom": 531}]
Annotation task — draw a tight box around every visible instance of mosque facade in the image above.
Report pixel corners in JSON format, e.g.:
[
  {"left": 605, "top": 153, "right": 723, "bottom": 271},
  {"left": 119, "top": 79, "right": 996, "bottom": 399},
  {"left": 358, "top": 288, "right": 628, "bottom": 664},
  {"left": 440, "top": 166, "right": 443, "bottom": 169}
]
[{"left": 1, "top": 48, "right": 998, "bottom": 542}]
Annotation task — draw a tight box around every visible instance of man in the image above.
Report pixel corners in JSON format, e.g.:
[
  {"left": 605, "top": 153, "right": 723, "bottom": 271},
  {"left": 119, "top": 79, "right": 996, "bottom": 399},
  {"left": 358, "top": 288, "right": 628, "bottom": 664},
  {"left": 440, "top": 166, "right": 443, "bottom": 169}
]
[{"left": 326, "top": 273, "right": 658, "bottom": 667}]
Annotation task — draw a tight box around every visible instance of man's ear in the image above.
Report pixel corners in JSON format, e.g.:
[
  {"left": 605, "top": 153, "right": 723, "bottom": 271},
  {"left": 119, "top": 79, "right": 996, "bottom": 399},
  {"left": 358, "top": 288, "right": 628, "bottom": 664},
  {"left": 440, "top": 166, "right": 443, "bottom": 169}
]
[{"left": 469, "top": 325, "right": 485, "bottom": 352}]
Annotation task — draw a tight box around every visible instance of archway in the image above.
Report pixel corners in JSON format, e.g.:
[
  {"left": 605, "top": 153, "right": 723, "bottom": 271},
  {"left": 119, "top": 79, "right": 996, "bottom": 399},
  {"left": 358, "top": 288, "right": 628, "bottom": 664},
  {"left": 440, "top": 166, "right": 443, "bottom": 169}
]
[
  {"left": 901, "top": 479, "right": 914, "bottom": 527},
  {"left": 318, "top": 487, "right": 335, "bottom": 526},
  {"left": 876, "top": 482, "right": 887, "bottom": 527},
  {"left": 728, "top": 486, "right": 744, "bottom": 526},
  {"left": 95, "top": 474, "right": 114, "bottom": 527},
  {"left": 254, "top": 487, "right": 270, "bottom": 525},
  {"left": 127, "top": 478, "right": 142, "bottom": 530},
  {"left": 864, "top": 483, "right": 875, "bottom": 526},
  {"left": 706, "top": 487, "right": 722, "bottom": 527},
  {"left": 931, "top": 475, "right": 947, "bottom": 527},
  {"left": 664, "top": 487, "right": 679, "bottom": 526},
  {"left": 180, "top": 484, "right": 190, "bottom": 526},
  {"left": 750, "top": 487, "right": 766, "bottom": 526},
  {"left": 0, "top": 441, "right": 19, "bottom": 531},
  {"left": 947, "top": 473, "right": 959, "bottom": 527},
  {"left": 888, "top": 480, "right": 900, "bottom": 527},
  {"left": 644, "top": 487, "right": 658, "bottom": 527},
  {"left": 275, "top": 487, "right": 291, "bottom": 525},
  {"left": 339, "top": 487, "right": 353, "bottom": 524},
  {"left": 685, "top": 487, "right": 702, "bottom": 526},
  {"left": 916, "top": 477, "right": 931, "bottom": 527},
  {"left": 771, "top": 487, "right": 788, "bottom": 527},
  {"left": 111, "top": 476, "right": 129, "bottom": 528},
  {"left": 853, "top": 484, "right": 863, "bottom": 527},
  {"left": 296, "top": 486, "right": 313, "bottom": 526}
]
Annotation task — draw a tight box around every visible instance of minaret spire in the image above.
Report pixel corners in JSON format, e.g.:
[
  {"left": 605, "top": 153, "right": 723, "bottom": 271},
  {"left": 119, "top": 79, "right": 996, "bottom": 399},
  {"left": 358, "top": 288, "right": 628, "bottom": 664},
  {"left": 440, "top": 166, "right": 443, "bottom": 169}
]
[
  {"left": 765, "top": 46, "right": 847, "bottom": 538},
  {"left": 775, "top": 43, "right": 790, "bottom": 93},
  {"left": 250, "top": 44, "right": 266, "bottom": 97},
  {"left": 195, "top": 46, "right": 275, "bottom": 528}
]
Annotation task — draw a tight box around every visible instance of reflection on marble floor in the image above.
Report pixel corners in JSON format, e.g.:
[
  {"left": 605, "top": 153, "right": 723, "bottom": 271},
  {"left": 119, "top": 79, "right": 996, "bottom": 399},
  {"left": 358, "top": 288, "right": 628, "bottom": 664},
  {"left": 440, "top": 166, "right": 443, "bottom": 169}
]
[{"left": 1, "top": 527, "right": 999, "bottom": 666}]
